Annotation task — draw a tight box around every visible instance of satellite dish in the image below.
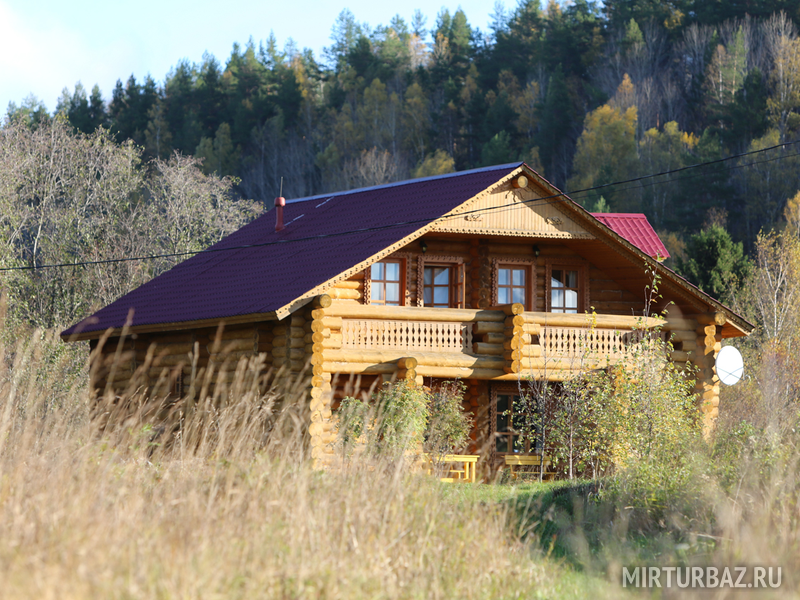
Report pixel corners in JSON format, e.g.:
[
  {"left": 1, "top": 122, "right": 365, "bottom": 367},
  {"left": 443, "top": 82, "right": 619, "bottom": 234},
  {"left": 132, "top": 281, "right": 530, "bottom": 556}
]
[{"left": 716, "top": 346, "right": 744, "bottom": 386}]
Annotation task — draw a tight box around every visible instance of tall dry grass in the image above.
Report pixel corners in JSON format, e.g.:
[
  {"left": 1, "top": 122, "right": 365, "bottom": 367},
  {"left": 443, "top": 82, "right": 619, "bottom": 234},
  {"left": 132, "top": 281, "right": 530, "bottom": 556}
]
[{"left": 0, "top": 324, "right": 611, "bottom": 600}]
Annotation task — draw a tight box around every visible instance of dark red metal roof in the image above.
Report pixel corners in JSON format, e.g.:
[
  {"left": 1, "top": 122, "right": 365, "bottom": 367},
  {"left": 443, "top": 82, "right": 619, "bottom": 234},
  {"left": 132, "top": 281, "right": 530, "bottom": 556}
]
[
  {"left": 62, "top": 163, "right": 523, "bottom": 337},
  {"left": 591, "top": 213, "right": 669, "bottom": 259}
]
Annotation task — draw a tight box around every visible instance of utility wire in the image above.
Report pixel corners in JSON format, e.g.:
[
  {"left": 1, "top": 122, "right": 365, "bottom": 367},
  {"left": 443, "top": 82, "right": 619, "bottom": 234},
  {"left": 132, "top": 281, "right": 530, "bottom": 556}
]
[{"left": 2, "top": 138, "right": 799, "bottom": 273}]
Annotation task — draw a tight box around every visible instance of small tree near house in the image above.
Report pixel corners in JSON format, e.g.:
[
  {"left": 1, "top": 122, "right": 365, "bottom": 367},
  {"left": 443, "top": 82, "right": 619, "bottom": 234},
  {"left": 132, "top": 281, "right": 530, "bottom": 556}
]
[{"left": 337, "top": 380, "right": 473, "bottom": 464}]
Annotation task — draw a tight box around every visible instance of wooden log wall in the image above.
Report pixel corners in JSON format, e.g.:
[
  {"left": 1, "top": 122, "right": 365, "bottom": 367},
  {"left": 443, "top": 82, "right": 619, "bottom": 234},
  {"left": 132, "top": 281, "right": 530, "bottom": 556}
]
[
  {"left": 468, "top": 239, "right": 480, "bottom": 309},
  {"left": 90, "top": 322, "right": 275, "bottom": 401},
  {"left": 325, "top": 275, "right": 365, "bottom": 302},
  {"left": 477, "top": 241, "right": 492, "bottom": 309},
  {"left": 460, "top": 379, "right": 492, "bottom": 467}
]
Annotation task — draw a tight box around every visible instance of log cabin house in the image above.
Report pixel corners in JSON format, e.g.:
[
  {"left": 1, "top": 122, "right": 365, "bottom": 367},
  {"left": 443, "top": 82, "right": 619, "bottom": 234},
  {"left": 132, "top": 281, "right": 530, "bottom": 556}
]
[{"left": 61, "top": 162, "right": 754, "bottom": 467}]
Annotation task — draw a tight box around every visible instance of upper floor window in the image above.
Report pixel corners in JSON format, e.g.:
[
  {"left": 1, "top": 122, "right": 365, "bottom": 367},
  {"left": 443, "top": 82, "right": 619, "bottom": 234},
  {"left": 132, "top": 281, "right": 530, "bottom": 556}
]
[
  {"left": 546, "top": 262, "right": 587, "bottom": 313},
  {"left": 493, "top": 259, "right": 535, "bottom": 310},
  {"left": 421, "top": 261, "right": 465, "bottom": 308},
  {"left": 370, "top": 259, "right": 403, "bottom": 305},
  {"left": 551, "top": 268, "right": 579, "bottom": 313}
]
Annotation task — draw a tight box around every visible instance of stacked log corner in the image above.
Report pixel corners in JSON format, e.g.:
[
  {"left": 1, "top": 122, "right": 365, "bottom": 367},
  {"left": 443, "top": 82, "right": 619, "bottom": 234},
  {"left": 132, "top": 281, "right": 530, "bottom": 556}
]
[
  {"left": 695, "top": 313, "right": 725, "bottom": 436},
  {"left": 502, "top": 303, "right": 526, "bottom": 375},
  {"left": 663, "top": 311, "right": 722, "bottom": 436},
  {"left": 396, "top": 356, "right": 419, "bottom": 384},
  {"left": 308, "top": 294, "right": 336, "bottom": 468}
]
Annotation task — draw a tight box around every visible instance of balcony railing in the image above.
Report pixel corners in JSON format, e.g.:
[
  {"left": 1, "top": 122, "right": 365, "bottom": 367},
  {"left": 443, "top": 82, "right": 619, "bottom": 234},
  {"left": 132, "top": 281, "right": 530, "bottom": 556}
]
[
  {"left": 539, "top": 326, "right": 668, "bottom": 360},
  {"left": 320, "top": 302, "right": 665, "bottom": 380},
  {"left": 341, "top": 319, "right": 473, "bottom": 352}
]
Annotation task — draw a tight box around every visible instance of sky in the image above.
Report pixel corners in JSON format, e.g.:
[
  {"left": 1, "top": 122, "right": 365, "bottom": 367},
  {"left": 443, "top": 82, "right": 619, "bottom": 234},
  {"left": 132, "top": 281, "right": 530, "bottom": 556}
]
[{"left": 0, "top": 0, "right": 503, "bottom": 114}]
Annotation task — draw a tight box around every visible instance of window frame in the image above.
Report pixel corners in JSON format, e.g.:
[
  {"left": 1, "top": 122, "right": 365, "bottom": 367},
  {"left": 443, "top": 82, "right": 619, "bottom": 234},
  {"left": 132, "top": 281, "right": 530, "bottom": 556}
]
[
  {"left": 364, "top": 254, "right": 411, "bottom": 306},
  {"left": 492, "top": 258, "right": 536, "bottom": 311},
  {"left": 545, "top": 260, "right": 589, "bottom": 314},
  {"left": 417, "top": 255, "right": 465, "bottom": 308},
  {"left": 490, "top": 384, "right": 539, "bottom": 457}
]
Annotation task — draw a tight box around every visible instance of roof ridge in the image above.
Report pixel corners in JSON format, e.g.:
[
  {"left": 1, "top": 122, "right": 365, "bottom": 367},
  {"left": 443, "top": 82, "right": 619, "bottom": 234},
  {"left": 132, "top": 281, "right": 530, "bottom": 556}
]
[
  {"left": 286, "top": 162, "right": 523, "bottom": 204},
  {"left": 591, "top": 212, "right": 647, "bottom": 218}
]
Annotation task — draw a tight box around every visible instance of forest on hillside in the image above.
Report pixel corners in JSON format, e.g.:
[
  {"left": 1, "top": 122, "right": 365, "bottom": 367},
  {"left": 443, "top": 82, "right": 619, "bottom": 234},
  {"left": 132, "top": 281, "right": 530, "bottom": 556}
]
[{"left": 10, "top": 1, "right": 800, "bottom": 304}]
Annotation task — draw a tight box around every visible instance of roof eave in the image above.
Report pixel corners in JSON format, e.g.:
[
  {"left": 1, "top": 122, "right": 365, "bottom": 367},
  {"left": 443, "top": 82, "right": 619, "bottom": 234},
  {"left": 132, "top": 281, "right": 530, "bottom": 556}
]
[{"left": 61, "top": 311, "right": 279, "bottom": 342}]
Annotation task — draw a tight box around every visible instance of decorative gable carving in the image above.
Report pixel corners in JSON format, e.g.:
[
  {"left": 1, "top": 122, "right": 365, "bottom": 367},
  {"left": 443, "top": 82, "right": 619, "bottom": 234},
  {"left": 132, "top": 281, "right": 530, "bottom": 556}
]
[{"left": 431, "top": 185, "right": 594, "bottom": 239}]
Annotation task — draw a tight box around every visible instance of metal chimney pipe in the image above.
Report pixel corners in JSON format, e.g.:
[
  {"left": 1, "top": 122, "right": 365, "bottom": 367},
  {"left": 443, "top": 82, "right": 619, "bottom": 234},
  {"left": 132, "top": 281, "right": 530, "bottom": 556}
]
[{"left": 275, "top": 196, "right": 286, "bottom": 232}]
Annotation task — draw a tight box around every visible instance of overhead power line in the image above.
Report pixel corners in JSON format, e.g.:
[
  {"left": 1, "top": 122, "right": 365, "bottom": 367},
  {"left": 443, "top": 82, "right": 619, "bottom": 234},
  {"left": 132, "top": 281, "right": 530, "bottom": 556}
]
[{"left": 2, "top": 138, "right": 799, "bottom": 273}]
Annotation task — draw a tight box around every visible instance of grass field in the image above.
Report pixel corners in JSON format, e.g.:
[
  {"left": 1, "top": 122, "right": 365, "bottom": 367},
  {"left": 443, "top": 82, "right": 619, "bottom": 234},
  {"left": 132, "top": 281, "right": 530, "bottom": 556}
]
[{"left": 0, "top": 325, "right": 796, "bottom": 599}]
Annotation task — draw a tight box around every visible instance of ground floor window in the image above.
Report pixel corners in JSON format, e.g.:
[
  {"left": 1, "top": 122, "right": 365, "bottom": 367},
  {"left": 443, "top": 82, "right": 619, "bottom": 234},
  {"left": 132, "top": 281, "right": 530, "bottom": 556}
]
[
  {"left": 495, "top": 392, "right": 523, "bottom": 453},
  {"left": 492, "top": 388, "right": 541, "bottom": 455}
]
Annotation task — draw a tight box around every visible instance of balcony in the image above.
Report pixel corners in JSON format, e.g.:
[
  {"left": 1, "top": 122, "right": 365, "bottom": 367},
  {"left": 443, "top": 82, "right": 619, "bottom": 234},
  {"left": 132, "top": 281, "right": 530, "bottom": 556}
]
[{"left": 318, "top": 302, "right": 665, "bottom": 381}]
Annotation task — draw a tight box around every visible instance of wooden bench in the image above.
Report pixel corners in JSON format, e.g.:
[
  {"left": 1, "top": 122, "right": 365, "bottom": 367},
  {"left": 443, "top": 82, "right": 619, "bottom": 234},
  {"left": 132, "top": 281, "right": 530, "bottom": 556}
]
[
  {"left": 422, "top": 454, "right": 479, "bottom": 483},
  {"left": 504, "top": 454, "right": 555, "bottom": 481}
]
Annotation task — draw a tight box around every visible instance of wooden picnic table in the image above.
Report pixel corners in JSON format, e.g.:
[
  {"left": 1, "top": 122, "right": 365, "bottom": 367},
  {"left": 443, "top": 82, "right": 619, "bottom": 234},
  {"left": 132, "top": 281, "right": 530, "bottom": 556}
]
[
  {"left": 421, "top": 454, "right": 479, "bottom": 483},
  {"left": 504, "top": 454, "right": 555, "bottom": 481}
]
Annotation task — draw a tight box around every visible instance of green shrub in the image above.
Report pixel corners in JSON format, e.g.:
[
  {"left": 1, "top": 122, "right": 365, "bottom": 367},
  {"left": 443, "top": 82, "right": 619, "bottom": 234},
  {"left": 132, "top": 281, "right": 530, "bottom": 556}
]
[
  {"left": 338, "top": 380, "right": 430, "bottom": 460},
  {"left": 425, "top": 380, "right": 473, "bottom": 456},
  {"left": 338, "top": 380, "right": 473, "bottom": 461}
]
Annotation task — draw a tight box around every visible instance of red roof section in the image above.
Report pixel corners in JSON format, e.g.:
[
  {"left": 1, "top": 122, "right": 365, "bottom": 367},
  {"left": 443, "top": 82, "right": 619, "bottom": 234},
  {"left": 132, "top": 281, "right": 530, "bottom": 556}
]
[
  {"left": 62, "top": 163, "right": 523, "bottom": 337},
  {"left": 591, "top": 213, "right": 669, "bottom": 259}
]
